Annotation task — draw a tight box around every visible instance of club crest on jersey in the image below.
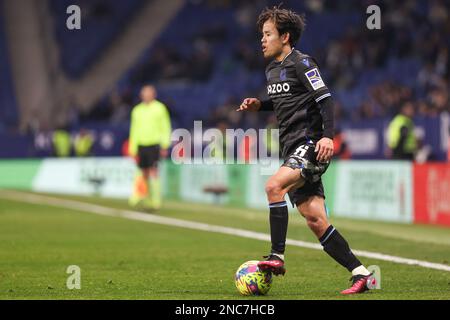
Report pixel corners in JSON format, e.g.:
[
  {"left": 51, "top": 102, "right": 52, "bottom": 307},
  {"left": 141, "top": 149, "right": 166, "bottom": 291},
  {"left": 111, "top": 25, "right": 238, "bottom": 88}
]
[
  {"left": 305, "top": 68, "right": 325, "bottom": 91},
  {"left": 280, "top": 68, "right": 287, "bottom": 81}
]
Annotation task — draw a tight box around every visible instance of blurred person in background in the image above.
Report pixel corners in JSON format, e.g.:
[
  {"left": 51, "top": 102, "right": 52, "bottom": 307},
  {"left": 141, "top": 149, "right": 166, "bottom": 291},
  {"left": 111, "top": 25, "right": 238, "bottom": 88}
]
[
  {"left": 333, "top": 128, "right": 351, "bottom": 159},
  {"left": 128, "top": 85, "right": 172, "bottom": 210},
  {"left": 74, "top": 128, "right": 94, "bottom": 157},
  {"left": 109, "top": 90, "right": 131, "bottom": 124},
  {"left": 52, "top": 127, "right": 71, "bottom": 157},
  {"left": 387, "top": 101, "right": 417, "bottom": 160}
]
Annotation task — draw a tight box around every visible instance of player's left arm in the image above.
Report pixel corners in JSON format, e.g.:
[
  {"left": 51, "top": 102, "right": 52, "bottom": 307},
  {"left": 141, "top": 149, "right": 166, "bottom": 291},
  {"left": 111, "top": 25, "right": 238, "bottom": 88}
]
[
  {"left": 295, "top": 57, "right": 334, "bottom": 162},
  {"left": 316, "top": 96, "right": 334, "bottom": 162}
]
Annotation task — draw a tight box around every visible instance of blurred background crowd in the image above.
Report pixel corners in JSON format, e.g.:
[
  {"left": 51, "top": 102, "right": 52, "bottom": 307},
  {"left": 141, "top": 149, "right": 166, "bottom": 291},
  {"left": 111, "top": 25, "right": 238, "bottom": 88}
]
[{"left": 0, "top": 0, "right": 449, "bottom": 160}]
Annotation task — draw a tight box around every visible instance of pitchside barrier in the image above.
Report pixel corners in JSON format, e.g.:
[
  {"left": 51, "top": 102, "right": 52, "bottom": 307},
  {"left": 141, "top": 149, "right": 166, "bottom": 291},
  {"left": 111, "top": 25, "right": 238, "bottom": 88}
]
[{"left": 0, "top": 158, "right": 449, "bottom": 227}]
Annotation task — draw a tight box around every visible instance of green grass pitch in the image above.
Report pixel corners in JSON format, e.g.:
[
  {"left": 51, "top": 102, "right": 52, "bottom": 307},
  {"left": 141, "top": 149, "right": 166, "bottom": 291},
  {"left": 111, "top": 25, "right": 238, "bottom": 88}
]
[{"left": 0, "top": 191, "right": 449, "bottom": 300}]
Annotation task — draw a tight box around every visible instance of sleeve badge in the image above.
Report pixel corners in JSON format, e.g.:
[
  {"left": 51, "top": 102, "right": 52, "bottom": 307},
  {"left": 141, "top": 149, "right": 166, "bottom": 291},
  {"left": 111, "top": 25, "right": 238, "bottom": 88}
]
[{"left": 305, "top": 68, "right": 325, "bottom": 91}]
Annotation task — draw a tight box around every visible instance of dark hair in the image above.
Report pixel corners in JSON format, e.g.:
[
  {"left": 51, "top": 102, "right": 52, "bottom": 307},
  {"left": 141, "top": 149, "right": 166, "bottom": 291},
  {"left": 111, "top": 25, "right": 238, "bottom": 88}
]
[{"left": 257, "top": 5, "right": 306, "bottom": 47}]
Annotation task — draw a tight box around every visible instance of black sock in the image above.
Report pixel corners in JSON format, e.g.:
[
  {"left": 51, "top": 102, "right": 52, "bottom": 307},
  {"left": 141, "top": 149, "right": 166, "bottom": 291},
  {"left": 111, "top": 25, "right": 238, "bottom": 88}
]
[
  {"left": 319, "top": 225, "right": 362, "bottom": 272},
  {"left": 269, "top": 201, "right": 289, "bottom": 255}
]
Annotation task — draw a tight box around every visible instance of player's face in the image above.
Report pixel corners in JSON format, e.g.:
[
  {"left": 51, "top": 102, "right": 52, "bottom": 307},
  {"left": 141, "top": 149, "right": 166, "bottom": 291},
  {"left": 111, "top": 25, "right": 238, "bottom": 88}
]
[
  {"left": 403, "top": 103, "right": 415, "bottom": 118},
  {"left": 261, "top": 20, "right": 285, "bottom": 60},
  {"left": 141, "top": 86, "right": 156, "bottom": 103}
]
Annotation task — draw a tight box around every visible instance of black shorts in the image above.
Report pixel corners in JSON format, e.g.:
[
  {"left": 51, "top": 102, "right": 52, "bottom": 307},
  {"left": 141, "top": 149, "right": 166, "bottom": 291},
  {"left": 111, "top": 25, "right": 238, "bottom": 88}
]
[
  {"left": 137, "top": 145, "right": 160, "bottom": 169},
  {"left": 282, "top": 140, "right": 330, "bottom": 207}
]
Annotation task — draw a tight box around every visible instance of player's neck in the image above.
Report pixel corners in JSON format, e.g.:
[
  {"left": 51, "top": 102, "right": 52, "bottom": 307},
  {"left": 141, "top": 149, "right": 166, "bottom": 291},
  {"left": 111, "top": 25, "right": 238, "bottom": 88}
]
[{"left": 274, "top": 47, "right": 294, "bottom": 63}]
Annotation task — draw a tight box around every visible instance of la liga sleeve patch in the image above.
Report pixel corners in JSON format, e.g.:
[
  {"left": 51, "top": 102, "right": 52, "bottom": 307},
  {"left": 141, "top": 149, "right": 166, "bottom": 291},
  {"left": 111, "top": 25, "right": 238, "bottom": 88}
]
[{"left": 305, "top": 68, "right": 325, "bottom": 91}]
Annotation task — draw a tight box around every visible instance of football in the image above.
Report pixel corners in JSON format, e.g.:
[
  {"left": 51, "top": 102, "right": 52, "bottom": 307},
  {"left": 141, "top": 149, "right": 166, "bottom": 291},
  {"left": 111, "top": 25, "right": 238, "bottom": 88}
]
[{"left": 235, "top": 260, "right": 273, "bottom": 296}]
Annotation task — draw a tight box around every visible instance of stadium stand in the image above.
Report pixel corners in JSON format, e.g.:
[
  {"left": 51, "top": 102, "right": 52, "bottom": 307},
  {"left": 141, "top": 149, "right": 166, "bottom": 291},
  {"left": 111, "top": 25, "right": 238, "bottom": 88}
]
[
  {"left": 0, "top": 0, "right": 449, "bottom": 159},
  {"left": 0, "top": 4, "right": 18, "bottom": 132},
  {"left": 50, "top": 0, "right": 146, "bottom": 78}
]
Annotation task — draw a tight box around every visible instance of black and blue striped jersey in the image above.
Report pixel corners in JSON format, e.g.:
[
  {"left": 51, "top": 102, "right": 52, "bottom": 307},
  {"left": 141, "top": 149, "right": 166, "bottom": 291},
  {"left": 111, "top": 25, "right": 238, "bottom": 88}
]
[{"left": 260, "top": 49, "right": 333, "bottom": 158}]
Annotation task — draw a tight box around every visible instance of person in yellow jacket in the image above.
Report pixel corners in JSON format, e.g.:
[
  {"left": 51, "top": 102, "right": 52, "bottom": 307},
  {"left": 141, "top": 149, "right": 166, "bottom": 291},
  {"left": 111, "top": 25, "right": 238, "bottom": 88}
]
[
  {"left": 52, "top": 128, "right": 71, "bottom": 157},
  {"left": 128, "top": 85, "right": 172, "bottom": 209},
  {"left": 74, "top": 129, "right": 94, "bottom": 157},
  {"left": 387, "top": 102, "right": 417, "bottom": 160}
]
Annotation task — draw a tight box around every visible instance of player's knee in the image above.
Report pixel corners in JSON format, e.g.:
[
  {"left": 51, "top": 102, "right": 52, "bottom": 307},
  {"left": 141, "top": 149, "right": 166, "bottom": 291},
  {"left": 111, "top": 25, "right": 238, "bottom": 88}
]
[
  {"left": 265, "top": 180, "right": 283, "bottom": 198},
  {"left": 149, "top": 168, "right": 158, "bottom": 178},
  {"left": 142, "top": 169, "right": 151, "bottom": 179}
]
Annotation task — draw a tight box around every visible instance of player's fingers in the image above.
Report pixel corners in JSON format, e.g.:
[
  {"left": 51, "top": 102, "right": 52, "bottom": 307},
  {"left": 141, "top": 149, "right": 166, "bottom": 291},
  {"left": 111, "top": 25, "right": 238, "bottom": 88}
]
[
  {"left": 322, "top": 148, "right": 331, "bottom": 162},
  {"left": 316, "top": 144, "right": 324, "bottom": 161},
  {"left": 236, "top": 102, "right": 247, "bottom": 111},
  {"left": 327, "top": 148, "right": 334, "bottom": 160},
  {"left": 320, "top": 150, "right": 327, "bottom": 162},
  {"left": 320, "top": 145, "right": 331, "bottom": 162},
  {"left": 324, "top": 147, "right": 333, "bottom": 161}
]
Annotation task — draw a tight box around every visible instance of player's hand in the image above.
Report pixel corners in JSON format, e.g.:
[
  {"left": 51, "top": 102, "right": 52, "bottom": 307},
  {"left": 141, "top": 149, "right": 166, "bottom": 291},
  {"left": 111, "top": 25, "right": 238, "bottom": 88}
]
[
  {"left": 236, "top": 98, "right": 261, "bottom": 112},
  {"left": 160, "top": 149, "right": 169, "bottom": 159},
  {"left": 315, "top": 137, "right": 334, "bottom": 162}
]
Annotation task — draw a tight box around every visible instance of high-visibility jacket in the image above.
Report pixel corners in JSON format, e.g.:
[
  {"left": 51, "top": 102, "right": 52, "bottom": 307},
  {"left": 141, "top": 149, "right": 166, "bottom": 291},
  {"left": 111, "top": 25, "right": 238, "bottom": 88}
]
[
  {"left": 74, "top": 133, "right": 94, "bottom": 157},
  {"left": 387, "top": 114, "right": 417, "bottom": 154},
  {"left": 128, "top": 100, "right": 172, "bottom": 156},
  {"left": 53, "top": 130, "right": 71, "bottom": 157}
]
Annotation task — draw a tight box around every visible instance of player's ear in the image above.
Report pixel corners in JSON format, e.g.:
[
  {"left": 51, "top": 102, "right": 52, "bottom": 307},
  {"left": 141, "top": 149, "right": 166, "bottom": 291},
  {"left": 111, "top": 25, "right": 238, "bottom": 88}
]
[{"left": 281, "top": 32, "right": 290, "bottom": 45}]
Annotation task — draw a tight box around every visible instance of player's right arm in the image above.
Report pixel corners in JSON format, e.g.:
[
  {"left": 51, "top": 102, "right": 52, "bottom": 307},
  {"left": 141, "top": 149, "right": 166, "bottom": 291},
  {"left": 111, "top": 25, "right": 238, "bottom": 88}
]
[{"left": 236, "top": 98, "right": 273, "bottom": 112}]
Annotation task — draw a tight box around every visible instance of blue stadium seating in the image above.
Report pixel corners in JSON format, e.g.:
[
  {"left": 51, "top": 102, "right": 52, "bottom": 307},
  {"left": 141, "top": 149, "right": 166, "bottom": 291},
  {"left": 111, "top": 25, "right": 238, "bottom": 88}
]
[
  {"left": 50, "top": 0, "right": 145, "bottom": 78},
  {"left": 0, "top": 1, "right": 435, "bottom": 132},
  {"left": 121, "top": 1, "right": 368, "bottom": 128},
  {"left": 0, "top": 5, "right": 18, "bottom": 132}
]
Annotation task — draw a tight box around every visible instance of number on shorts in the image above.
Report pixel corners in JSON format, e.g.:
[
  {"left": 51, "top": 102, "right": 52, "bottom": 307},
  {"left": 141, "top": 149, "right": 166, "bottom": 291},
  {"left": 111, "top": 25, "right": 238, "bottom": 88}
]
[{"left": 294, "top": 145, "right": 309, "bottom": 158}]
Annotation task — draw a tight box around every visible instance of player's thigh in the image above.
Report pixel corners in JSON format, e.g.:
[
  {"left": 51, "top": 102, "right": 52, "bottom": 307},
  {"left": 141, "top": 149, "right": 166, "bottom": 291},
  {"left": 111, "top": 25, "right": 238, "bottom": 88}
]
[{"left": 266, "top": 166, "right": 305, "bottom": 194}]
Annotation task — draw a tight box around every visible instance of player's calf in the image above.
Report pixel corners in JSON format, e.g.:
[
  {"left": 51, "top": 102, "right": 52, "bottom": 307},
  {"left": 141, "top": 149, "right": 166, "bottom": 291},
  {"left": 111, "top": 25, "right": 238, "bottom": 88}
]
[
  {"left": 259, "top": 199, "right": 289, "bottom": 277},
  {"left": 303, "top": 211, "right": 330, "bottom": 239}
]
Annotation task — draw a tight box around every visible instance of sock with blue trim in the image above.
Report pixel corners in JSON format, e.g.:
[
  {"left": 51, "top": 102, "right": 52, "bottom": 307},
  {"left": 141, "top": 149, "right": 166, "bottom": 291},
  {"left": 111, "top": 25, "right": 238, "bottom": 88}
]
[
  {"left": 320, "top": 225, "right": 362, "bottom": 272},
  {"left": 269, "top": 201, "right": 289, "bottom": 255}
]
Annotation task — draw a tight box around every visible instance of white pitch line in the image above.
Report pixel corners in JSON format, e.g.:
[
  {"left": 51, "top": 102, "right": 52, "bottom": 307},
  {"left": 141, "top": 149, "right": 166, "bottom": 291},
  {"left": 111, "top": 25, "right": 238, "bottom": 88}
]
[{"left": 2, "top": 190, "right": 450, "bottom": 273}]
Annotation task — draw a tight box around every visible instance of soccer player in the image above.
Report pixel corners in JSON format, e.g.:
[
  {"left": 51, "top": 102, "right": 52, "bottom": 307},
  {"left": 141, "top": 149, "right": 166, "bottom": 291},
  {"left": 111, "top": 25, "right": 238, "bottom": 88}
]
[
  {"left": 237, "top": 7, "right": 373, "bottom": 294},
  {"left": 128, "top": 85, "right": 172, "bottom": 210}
]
